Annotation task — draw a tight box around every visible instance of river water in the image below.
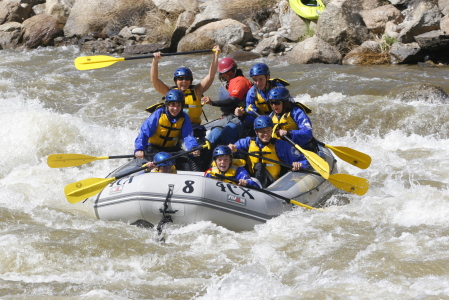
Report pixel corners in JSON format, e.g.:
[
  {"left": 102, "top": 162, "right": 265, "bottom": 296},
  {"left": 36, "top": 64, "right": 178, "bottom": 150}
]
[{"left": 1, "top": 46, "right": 449, "bottom": 299}]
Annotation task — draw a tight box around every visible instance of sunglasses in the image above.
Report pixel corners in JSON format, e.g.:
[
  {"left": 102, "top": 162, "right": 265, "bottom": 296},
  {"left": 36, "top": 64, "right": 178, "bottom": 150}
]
[
  {"left": 176, "top": 76, "right": 191, "bottom": 81},
  {"left": 269, "top": 100, "right": 282, "bottom": 105}
]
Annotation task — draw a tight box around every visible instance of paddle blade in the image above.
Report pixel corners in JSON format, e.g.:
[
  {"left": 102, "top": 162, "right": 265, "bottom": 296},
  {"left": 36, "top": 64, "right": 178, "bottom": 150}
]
[
  {"left": 326, "top": 145, "right": 372, "bottom": 169},
  {"left": 47, "top": 154, "right": 107, "bottom": 168},
  {"left": 64, "top": 177, "right": 115, "bottom": 203},
  {"left": 74, "top": 55, "right": 125, "bottom": 70},
  {"left": 328, "top": 174, "right": 369, "bottom": 196},
  {"left": 296, "top": 146, "right": 330, "bottom": 179}
]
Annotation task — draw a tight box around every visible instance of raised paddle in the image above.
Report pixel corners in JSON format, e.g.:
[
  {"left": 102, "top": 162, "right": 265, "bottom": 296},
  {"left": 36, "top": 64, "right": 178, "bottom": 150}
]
[
  {"left": 212, "top": 174, "right": 319, "bottom": 210},
  {"left": 237, "top": 149, "right": 369, "bottom": 196},
  {"left": 65, "top": 141, "right": 211, "bottom": 203},
  {"left": 313, "top": 138, "right": 372, "bottom": 169},
  {"left": 74, "top": 49, "right": 214, "bottom": 71},
  {"left": 47, "top": 154, "right": 135, "bottom": 168}
]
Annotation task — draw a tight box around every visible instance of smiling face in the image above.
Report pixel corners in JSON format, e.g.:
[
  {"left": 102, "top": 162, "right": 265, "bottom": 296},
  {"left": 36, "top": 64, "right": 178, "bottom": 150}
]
[
  {"left": 269, "top": 100, "right": 283, "bottom": 114},
  {"left": 251, "top": 74, "right": 269, "bottom": 91},
  {"left": 255, "top": 127, "right": 272, "bottom": 143},
  {"left": 166, "top": 101, "right": 183, "bottom": 116},
  {"left": 215, "top": 154, "right": 231, "bottom": 172},
  {"left": 221, "top": 69, "right": 235, "bottom": 82},
  {"left": 175, "top": 76, "right": 192, "bottom": 91}
]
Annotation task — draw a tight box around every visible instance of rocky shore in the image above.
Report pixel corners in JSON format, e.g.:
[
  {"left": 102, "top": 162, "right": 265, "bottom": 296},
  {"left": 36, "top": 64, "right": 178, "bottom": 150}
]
[{"left": 1, "top": 0, "right": 448, "bottom": 65}]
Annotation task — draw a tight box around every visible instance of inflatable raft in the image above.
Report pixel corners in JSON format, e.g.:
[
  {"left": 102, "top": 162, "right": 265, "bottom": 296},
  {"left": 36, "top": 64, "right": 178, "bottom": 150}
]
[{"left": 93, "top": 145, "right": 338, "bottom": 231}]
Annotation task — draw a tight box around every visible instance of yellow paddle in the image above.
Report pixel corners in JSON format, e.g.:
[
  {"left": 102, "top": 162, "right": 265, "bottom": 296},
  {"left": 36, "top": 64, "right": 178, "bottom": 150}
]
[
  {"left": 65, "top": 142, "right": 211, "bottom": 203},
  {"left": 74, "top": 49, "right": 214, "bottom": 70},
  {"left": 212, "top": 174, "right": 319, "bottom": 210},
  {"left": 47, "top": 154, "right": 135, "bottom": 168},
  {"left": 313, "top": 138, "right": 372, "bottom": 169},
  {"left": 238, "top": 150, "right": 369, "bottom": 196},
  {"left": 247, "top": 105, "right": 330, "bottom": 178},
  {"left": 282, "top": 135, "right": 330, "bottom": 179}
]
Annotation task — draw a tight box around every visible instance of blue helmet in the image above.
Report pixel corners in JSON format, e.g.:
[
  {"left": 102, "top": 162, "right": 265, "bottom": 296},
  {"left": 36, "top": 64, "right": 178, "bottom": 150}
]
[
  {"left": 154, "top": 152, "right": 174, "bottom": 166},
  {"left": 165, "top": 89, "right": 185, "bottom": 103},
  {"left": 249, "top": 63, "right": 270, "bottom": 77},
  {"left": 173, "top": 67, "right": 193, "bottom": 81},
  {"left": 268, "top": 87, "right": 290, "bottom": 102},
  {"left": 213, "top": 145, "right": 232, "bottom": 159},
  {"left": 254, "top": 115, "right": 273, "bottom": 129}
]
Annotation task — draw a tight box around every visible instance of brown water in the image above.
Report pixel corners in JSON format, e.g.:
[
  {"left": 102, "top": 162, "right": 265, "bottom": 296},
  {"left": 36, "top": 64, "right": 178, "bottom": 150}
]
[{"left": 1, "top": 46, "right": 449, "bottom": 299}]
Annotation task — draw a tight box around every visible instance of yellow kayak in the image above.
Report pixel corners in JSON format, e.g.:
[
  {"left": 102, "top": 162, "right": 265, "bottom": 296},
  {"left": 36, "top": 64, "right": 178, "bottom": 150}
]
[{"left": 289, "top": 0, "right": 326, "bottom": 20}]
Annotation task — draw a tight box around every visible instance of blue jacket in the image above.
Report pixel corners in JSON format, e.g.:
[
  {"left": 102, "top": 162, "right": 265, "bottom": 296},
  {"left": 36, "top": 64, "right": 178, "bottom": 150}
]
[
  {"left": 134, "top": 107, "right": 198, "bottom": 153},
  {"left": 233, "top": 137, "right": 310, "bottom": 169},
  {"left": 205, "top": 166, "right": 260, "bottom": 188},
  {"left": 270, "top": 106, "right": 313, "bottom": 148}
]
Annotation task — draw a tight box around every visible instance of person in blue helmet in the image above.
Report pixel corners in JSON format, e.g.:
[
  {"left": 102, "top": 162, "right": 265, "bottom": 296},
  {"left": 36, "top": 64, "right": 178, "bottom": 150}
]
[
  {"left": 228, "top": 115, "right": 309, "bottom": 188},
  {"left": 204, "top": 145, "right": 260, "bottom": 188},
  {"left": 268, "top": 86, "right": 315, "bottom": 151},
  {"left": 234, "top": 63, "right": 290, "bottom": 132},
  {"left": 134, "top": 89, "right": 201, "bottom": 171},
  {"left": 145, "top": 152, "right": 177, "bottom": 173},
  {"left": 150, "top": 45, "right": 221, "bottom": 128}
]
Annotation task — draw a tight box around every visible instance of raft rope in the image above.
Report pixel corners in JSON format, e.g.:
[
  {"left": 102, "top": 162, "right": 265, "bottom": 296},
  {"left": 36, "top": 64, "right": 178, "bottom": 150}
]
[{"left": 156, "top": 184, "right": 178, "bottom": 242}]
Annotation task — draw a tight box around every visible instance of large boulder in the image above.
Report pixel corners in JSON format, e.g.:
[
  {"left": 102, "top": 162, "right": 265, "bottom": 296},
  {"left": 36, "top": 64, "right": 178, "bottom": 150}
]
[
  {"left": 253, "top": 34, "right": 284, "bottom": 55},
  {"left": 170, "top": 11, "right": 196, "bottom": 52},
  {"left": 361, "top": 4, "right": 403, "bottom": 34},
  {"left": 286, "top": 36, "right": 342, "bottom": 64},
  {"left": 177, "top": 19, "right": 253, "bottom": 52},
  {"left": 22, "top": 14, "right": 64, "bottom": 48},
  {"left": 0, "top": 21, "right": 23, "bottom": 49},
  {"left": 0, "top": 0, "right": 32, "bottom": 24},
  {"left": 278, "top": 0, "right": 309, "bottom": 42},
  {"left": 414, "top": 30, "right": 449, "bottom": 50},
  {"left": 389, "top": 42, "right": 424, "bottom": 64},
  {"left": 393, "top": 83, "right": 449, "bottom": 104},
  {"left": 441, "top": 14, "right": 449, "bottom": 34},
  {"left": 439, "top": 0, "right": 449, "bottom": 16},
  {"left": 397, "top": 2, "right": 442, "bottom": 43},
  {"left": 45, "top": 0, "right": 74, "bottom": 23},
  {"left": 316, "top": 0, "right": 374, "bottom": 55}
]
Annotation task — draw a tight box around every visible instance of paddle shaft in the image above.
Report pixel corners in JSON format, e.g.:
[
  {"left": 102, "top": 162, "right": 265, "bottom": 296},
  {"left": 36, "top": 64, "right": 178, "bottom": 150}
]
[
  {"left": 212, "top": 174, "right": 317, "bottom": 210},
  {"left": 236, "top": 149, "right": 319, "bottom": 176},
  {"left": 123, "top": 49, "right": 213, "bottom": 61}
]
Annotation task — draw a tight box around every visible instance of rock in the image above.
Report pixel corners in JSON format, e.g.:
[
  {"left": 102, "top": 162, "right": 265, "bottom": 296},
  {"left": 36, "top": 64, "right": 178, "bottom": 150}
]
[
  {"left": 439, "top": 0, "right": 449, "bottom": 16},
  {"left": 286, "top": 36, "right": 342, "bottom": 64},
  {"left": 253, "top": 35, "right": 284, "bottom": 54},
  {"left": 177, "top": 0, "right": 198, "bottom": 12},
  {"left": 0, "top": 0, "right": 32, "bottom": 24},
  {"left": 46, "top": 0, "right": 74, "bottom": 22},
  {"left": 22, "top": 14, "right": 64, "bottom": 48},
  {"left": 385, "top": 21, "right": 400, "bottom": 39},
  {"left": 397, "top": 2, "right": 441, "bottom": 43},
  {"left": 278, "top": 0, "right": 309, "bottom": 42},
  {"left": 0, "top": 21, "right": 23, "bottom": 49},
  {"left": 32, "top": 4, "right": 45, "bottom": 15},
  {"left": 178, "top": 19, "right": 252, "bottom": 52},
  {"left": 342, "top": 42, "right": 390, "bottom": 65},
  {"left": 152, "top": 0, "right": 184, "bottom": 14},
  {"left": 316, "top": 0, "right": 374, "bottom": 55},
  {"left": 360, "top": 4, "right": 403, "bottom": 34},
  {"left": 131, "top": 27, "right": 147, "bottom": 35},
  {"left": 441, "top": 15, "right": 449, "bottom": 35},
  {"left": 389, "top": 42, "right": 424, "bottom": 64},
  {"left": 228, "top": 50, "right": 262, "bottom": 61},
  {"left": 393, "top": 83, "right": 449, "bottom": 104},
  {"left": 414, "top": 30, "right": 449, "bottom": 51},
  {"left": 170, "top": 10, "right": 195, "bottom": 52},
  {"left": 124, "top": 43, "right": 165, "bottom": 55}
]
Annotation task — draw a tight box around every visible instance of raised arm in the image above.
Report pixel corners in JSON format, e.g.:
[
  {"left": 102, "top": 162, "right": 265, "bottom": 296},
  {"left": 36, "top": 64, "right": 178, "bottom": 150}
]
[
  {"left": 194, "top": 45, "right": 221, "bottom": 96},
  {"left": 150, "top": 52, "right": 171, "bottom": 95}
]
